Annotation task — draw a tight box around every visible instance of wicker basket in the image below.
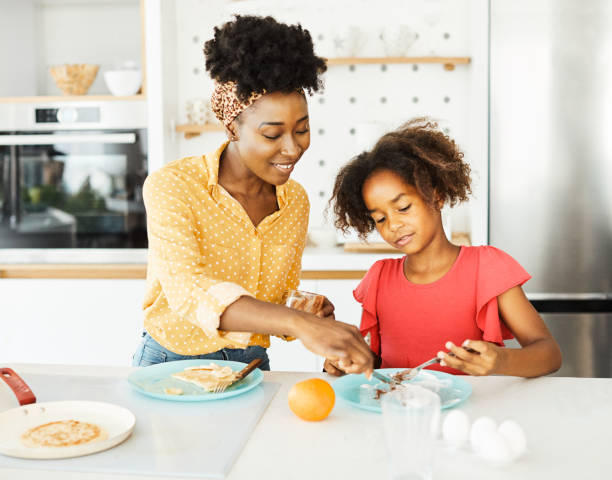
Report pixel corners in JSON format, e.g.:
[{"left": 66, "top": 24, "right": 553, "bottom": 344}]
[{"left": 49, "top": 64, "right": 99, "bottom": 95}]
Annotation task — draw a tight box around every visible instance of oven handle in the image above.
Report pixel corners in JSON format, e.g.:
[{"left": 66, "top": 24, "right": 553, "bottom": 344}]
[
  {"left": 9, "top": 144, "right": 20, "bottom": 228},
  {"left": 0, "top": 133, "right": 136, "bottom": 145}
]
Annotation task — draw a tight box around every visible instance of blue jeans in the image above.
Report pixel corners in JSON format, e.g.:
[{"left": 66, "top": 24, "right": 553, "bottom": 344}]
[{"left": 132, "top": 331, "right": 270, "bottom": 370}]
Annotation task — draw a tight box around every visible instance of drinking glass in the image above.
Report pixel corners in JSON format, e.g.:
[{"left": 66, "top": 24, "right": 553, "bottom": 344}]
[
  {"left": 283, "top": 290, "right": 325, "bottom": 315},
  {"left": 380, "top": 384, "right": 441, "bottom": 480}
]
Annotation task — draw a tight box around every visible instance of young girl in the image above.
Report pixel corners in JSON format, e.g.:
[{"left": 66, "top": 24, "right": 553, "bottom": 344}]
[{"left": 326, "top": 119, "right": 562, "bottom": 377}]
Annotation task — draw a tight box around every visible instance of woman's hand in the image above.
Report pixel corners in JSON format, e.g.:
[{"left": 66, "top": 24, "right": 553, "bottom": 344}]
[
  {"left": 437, "top": 340, "right": 506, "bottom": 376},
  {"left": 323, "top": 358, "right": 345, "bottom": 376},
  {"left": 317, "top": 296, "right": 335, "bottom": 319},
  {"left": 292, "top": 312, "right": 374, "bottom": 377}
]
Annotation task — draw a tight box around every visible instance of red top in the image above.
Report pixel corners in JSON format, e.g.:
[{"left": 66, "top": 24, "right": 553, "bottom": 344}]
[{"left": 354, "top": 246, "right": 531, "bottom": 375}]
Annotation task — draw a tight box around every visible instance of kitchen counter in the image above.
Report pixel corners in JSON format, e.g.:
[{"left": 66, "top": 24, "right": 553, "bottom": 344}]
[
  {"left": 0, "top": 246, "right": 403, "bottom": 279},
  {"left": 1, "top": 363, "right": 611, "bottom": 479}
]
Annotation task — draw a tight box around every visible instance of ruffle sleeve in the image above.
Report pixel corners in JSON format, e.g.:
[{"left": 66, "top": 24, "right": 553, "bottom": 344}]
[
  {"left": 353, "top": 260, "right": 387, "bottom": 355},
  {"left": 476, "top": 246, "right": 532, "bottom": 345}
]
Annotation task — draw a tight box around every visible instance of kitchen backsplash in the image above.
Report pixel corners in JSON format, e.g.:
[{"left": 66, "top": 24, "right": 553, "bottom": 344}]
[{"left": 169, "top": 0, "right": 484, "bottom": 242}]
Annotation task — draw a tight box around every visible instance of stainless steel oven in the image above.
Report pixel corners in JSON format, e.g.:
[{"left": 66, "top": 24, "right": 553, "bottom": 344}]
[{"left": 0, "top": 101, "right": 148, "bottom": 249}]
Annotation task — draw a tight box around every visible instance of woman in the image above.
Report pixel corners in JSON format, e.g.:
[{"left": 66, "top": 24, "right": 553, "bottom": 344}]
[{"left": 133, "top": 15, "right": 373, "bottom": 375}]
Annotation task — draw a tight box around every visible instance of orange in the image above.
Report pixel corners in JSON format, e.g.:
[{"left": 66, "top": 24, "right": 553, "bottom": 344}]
[{"left": 288, "top": 378, "right": 335, "bottom": 422}]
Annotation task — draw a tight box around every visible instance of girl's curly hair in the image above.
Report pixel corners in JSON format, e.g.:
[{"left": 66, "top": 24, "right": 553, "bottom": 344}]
[
  {"left": 203, "top": 15, "right": 327, "bottom": 102},
  {"left": 330, "top": 118, "right": 472, "bottom": 239}
]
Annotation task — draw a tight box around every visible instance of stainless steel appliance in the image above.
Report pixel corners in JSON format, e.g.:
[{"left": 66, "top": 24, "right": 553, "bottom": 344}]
[
  {"left": 490, "top": 0, "right": 612, "bottom": 377},
  {"left": 0, "top": 101, "right": 148, "bottom": 249}
]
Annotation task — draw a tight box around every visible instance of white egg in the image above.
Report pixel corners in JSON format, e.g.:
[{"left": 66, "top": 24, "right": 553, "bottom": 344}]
[
  {"left": 498, "top": 420, "right": 527, "bottom": 459},
  {"left": 478, "top": 429, "right": 514, "bottom": 466},
  {"left": 442, "top": 410, "right": 470, "bottom": 448},
  {"left": 470, "top": 416, "right": 497, "bottom": 453}
]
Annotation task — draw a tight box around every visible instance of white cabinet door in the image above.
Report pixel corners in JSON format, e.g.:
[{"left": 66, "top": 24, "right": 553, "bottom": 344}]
[
  {"left": 319, "top": 279, "right": 363, "bottom": 328},
  {"left": 0, "top": 277, "right": 364, "bottom": 370},
  {"left": 0, "top": 279, "right": 145, "bottom": 366},
  {"left": 267, "top": 280, "right": 320, "bottom": 372}
]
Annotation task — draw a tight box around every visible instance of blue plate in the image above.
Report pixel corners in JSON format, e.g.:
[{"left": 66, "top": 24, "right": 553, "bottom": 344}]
[
  {"left": 333, "top": 368, "right": 472, "bottom": 412},
  {"left": 127, "top": 359, "right": 263, "bottom": 402}
]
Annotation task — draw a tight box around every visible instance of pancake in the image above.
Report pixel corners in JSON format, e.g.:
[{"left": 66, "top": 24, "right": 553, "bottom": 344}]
[
  {"left": 164, "top": 387, "right": 184, "bottom": 395},
  {"left": 21, "top": 420, "right": 108, "bottom": 448},
  {"left": 172, "top": 363, "right": 238, "bottom": 392}
]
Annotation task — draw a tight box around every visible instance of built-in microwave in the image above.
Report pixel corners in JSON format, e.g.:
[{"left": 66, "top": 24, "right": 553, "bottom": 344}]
[{"left": 0, "top": 102, "right": 148, "bottom": 249}]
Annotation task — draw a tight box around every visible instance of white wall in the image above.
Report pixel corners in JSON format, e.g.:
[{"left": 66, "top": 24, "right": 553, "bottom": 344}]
[
  {"left": 149, "top": 0, "right": 489, "bottom": 245},
  {"left": 0, "top": 0, "right": 37, "bottom": 96},
  {"left": 145, "top": 0, "right": 181, "bottom": 174}
]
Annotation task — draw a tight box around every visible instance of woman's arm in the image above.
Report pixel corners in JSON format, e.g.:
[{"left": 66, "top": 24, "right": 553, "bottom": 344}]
[
  {"left": 440, "top": 285, "right": 562, "bottom": 377},
  {"left": 221, "top": 296, "right": 373, "bottom": 375}
]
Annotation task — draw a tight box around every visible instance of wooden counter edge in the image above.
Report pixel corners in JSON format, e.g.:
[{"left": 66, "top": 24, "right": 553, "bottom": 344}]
[{"left": 0, "top": 265, "right": 366, "bottom": 280}]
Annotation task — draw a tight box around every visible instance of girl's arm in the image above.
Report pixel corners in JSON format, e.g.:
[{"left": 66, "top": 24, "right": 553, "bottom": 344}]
[{"left": 439, "top": 285, "right": 562, "bottom": 377}]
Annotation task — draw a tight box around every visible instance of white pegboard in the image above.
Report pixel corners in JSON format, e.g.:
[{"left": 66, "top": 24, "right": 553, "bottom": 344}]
[{"left": 167, "top": 0, "right": 488, "bottom": 244}]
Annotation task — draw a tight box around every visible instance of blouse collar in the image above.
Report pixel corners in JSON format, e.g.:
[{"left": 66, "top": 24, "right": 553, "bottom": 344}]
[{"left": 204, "top": 141, "right": 289, "bottom": 208}]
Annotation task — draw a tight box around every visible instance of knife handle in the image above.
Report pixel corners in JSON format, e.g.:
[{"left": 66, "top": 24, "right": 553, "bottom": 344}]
[
  {"left": 0, "top": 368, "right": 36, "bottom": 405},
  {"left": 236, "top": 358, "right": 262, "bottom": 380}
]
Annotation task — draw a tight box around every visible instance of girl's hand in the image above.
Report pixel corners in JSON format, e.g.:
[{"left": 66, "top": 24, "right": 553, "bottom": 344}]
[
  {"left": 323, "top": 358, "right": 345, "bottom": 376},
  {"left": 437, "top": 340, "right": 506, "bottom": 376}
]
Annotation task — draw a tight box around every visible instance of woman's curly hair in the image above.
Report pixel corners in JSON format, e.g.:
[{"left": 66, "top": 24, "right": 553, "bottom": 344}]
[
  {"left": 203, "top": 15, "right": 327, "bottom": 102},
  {"left": 330, "top": 118, "right": 472, "bottom": 239}
]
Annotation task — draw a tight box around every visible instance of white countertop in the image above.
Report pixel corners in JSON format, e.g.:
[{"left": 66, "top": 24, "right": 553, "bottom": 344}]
[
  {"left": 0, "top": 246, "right": 402, "bottom": 271},
  {"left": 1, "top": 363, "right": 611, "bottom": 480}
]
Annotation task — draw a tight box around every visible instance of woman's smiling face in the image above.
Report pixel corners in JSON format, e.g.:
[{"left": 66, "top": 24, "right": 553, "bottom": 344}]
[
  {"left": 362, "top": 169, "right": 443, "bottom": 254},
  {"left": 231, "top": 91, "right": 310, "bottom": 185}
]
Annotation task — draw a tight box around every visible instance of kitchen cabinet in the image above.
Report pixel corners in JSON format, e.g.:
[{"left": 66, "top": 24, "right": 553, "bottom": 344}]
[
  {"left": 0, "top": 246, "right": 389, "bottom": 369},
  {"left": 0, "top": 275, "right": 363, "bottom": 371},
  {"left": 0, "top": 279, "right": 145, "bottom": 366},
  {"left": 0, "top": 0, "right": 146, "bottom": 101}
]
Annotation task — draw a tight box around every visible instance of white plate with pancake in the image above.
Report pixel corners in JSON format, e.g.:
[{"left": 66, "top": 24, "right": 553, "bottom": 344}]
[{"left": 0, "top": 400, "right": 135, "bottom": 459}]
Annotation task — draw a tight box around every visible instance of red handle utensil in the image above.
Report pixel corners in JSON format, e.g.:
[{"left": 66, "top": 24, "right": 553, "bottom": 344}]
[{"left": 0, "top": 368, "right": 36, "bottom": 405}]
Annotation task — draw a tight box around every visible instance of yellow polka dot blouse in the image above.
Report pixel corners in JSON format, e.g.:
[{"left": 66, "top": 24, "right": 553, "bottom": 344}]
[{"left": 142, "top": 141, "right": 309, "bottom": 355}]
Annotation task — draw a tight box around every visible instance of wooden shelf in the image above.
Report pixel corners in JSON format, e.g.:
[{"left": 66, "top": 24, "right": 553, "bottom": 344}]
[
  {"left": 343, "top": 242, "right": 402, "bottom": 254},
  {"left": 176, "top": 123, "right": 224, "bottom": 139},
  {"left": 175, "top": 55, "right": 470, "bottom": 139},
  {"left": 326, "top": 56, "right": 471, "bottom": 70},
  {"left": 0, "top": 94, "right": 146, "bottom": 104},
  {"left": 0, "top": 264, "right": 365, "bottom": 280}
]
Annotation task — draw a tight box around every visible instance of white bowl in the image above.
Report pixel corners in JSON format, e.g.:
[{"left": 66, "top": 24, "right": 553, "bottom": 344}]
[
  {"left": 307, "top": 228, "right": 338, "bottom": 248},
  {"left": 103, "top": 70, "right": 141, "bottom": 96}
]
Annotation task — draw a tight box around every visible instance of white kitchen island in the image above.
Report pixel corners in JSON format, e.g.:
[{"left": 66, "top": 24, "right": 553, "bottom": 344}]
[{"left": 1, "top": 363, "right": 610, "bottom": 480}]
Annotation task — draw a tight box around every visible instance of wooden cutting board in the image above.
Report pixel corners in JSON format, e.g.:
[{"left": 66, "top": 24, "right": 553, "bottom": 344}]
[{"left": 343, "top": 242, "right": 402, "bottom": 253}]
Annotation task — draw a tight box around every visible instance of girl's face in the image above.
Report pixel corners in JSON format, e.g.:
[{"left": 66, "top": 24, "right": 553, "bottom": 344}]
[
  {"left": 231, "top": 91, "right": 310, "bottom": 186},
  {"left": 362, "top": 169, "right": 444, "bottom": 254}
]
